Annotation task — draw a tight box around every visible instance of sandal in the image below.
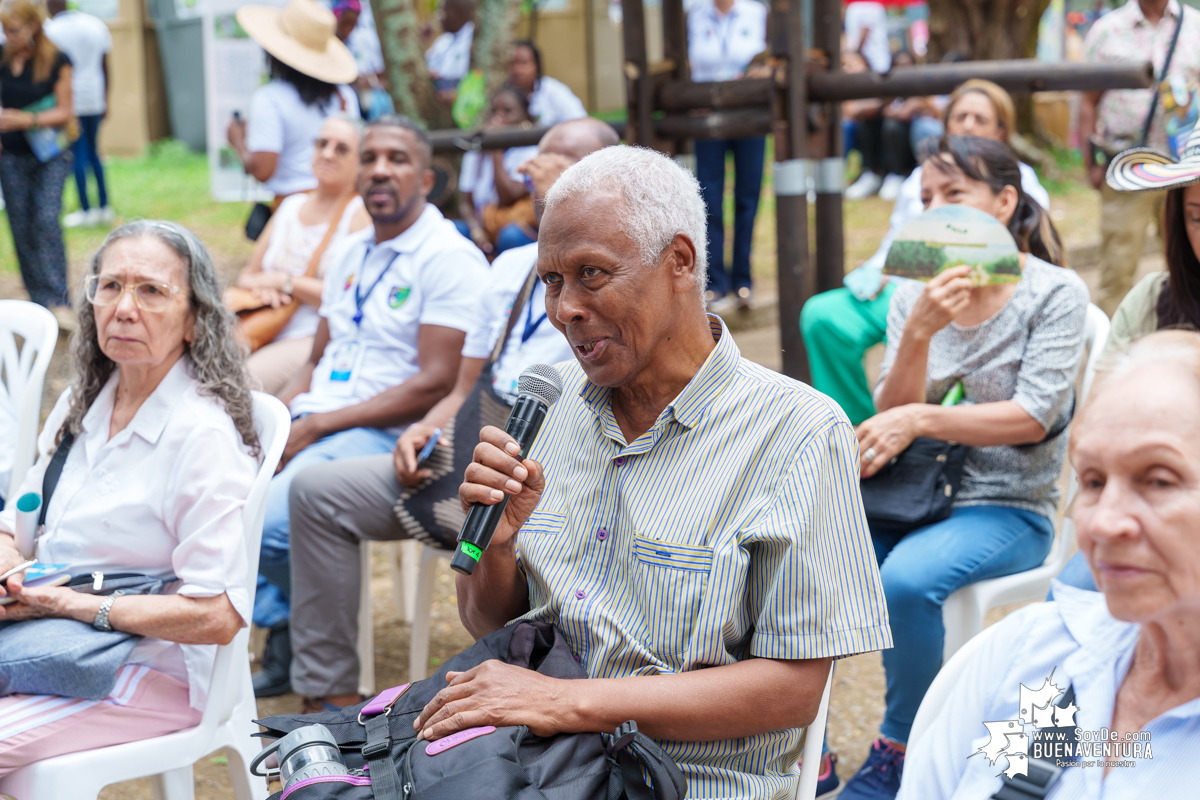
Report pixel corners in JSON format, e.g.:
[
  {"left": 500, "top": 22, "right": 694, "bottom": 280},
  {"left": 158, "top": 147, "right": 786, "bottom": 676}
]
[{"left": 300, "top": 694, "right": 365, "bottom": 714}]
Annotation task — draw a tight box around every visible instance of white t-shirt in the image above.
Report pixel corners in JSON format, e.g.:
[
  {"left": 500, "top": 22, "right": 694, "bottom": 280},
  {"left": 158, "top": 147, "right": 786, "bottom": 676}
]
[
  {"left": 461, "top": 243, "right": 576, "bottom": 401},
  {"left": 425, "top": 21, "right": 474, "bottom": 82},
  {"left": 44, "top": 11, "right": 111, "bottom": 116},
  {"left": 844, "top": 0, "right": 891, "bottom": 74},
  {"left": 528, "top": 77, "right": 587, "bottom": 126},
  {"left": 458, "top": 146, "right": 539, "bottom": 215},
  {"left": 290, "top": 205, "right": 491, "bottom": 424},
  {"left": 245, "top": 80, "right": 361, "bottom": 197},
  {"left": 845, "top": 161, "right": 1053, "bottom": 300},
  {"left": 687, "top": 0, "right": 767, "bottom": 82},
  {"left": 261, "top": 193, "right": 366, "bottom": 341},
  {"left": 0, "top": 359, "right": 258, "bottom": 711},
  {"left": 0, "top": 387, "right": 15, "bottom": 503}
]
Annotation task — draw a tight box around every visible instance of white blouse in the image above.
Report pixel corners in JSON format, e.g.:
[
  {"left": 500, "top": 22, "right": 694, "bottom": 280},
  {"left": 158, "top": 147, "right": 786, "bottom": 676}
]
[
  {"left": 261, "top": 193, "right": 365, "bottom": 342},
  {"left": 0, "top": 358, "right": 258, "bottom": 710}
]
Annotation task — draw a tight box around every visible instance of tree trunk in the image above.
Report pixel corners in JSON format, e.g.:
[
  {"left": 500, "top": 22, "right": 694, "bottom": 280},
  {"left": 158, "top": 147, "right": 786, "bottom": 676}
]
[
  {"left": 925, "top": 0, "right": 1051, "bottom": 62},
  {"left": 374, "top": 0, "right": 449, "bottom": 128},
  {"left": 468, "top": 0, "right": 524, "bottom": 127}
]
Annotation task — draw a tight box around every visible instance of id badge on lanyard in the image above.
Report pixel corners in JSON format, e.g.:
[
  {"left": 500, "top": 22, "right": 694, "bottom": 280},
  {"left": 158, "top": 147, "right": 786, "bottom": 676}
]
[{"left": 323, "top": 339, "right": 367, "bottom": 396}]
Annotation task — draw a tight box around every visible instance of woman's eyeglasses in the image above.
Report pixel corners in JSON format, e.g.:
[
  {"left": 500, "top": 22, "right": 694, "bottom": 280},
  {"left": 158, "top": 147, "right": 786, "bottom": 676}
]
[{"left": 85, "top": 275, "right": 183, "bottom": 312}]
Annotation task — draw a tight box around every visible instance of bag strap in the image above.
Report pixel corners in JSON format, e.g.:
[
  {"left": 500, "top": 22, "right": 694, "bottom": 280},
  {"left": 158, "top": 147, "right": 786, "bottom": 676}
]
[
  {"left": 611, "top": 721, "right": 688, "bottom": 800},
  {"left": 303, "top": 193, "right": 357, "bottom": 280},
  {"left": 1139, "top": 7, "right": 1186, "bottom": 147},
  {"left": 488, "top": 265, "right": 540, "bottom": 365},
  {"left": 361, "top": 714, "right": 403, "bottom": 800},
  {"left": 38, "top": 429, "right": 75, "bottom": 528}
]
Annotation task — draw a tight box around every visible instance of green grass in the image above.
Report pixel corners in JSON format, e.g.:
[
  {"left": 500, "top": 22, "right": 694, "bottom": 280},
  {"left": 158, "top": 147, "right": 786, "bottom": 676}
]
[{"left": 0, "top": 139, "right": 255, "bottom": 278}]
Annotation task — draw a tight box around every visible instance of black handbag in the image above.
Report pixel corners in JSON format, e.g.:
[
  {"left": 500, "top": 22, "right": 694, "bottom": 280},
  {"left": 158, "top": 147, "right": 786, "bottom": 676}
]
[
  {"left": 245, "top": 202, "right": 273, "bottom": 241},
  {"left": 860, "top": 394, "right": 1075, "bottom": 532},
  {"left": 253, "top": 620, "right": 688, "bottom": 800},
  {"left": 859, "top": 437, "right": 968, "bottom": 531}
]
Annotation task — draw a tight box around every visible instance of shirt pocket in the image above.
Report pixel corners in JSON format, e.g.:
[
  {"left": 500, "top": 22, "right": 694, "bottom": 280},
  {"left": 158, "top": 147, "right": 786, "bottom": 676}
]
[{"left": 631, "top": 535, "right": 714, "bottom": 670}]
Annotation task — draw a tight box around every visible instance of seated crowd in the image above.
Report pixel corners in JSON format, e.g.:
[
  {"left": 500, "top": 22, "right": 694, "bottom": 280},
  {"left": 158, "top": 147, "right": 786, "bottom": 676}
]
[{"left": 0, "top": 105, "right": 1197, "bottom": 800}]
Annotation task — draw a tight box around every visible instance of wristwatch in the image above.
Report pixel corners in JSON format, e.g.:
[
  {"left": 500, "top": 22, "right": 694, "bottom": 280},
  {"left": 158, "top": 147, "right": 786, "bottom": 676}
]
[
  {"left": 93, "top": 590, "right": 125, "bottom": 632},
  {"left": 282, "top": 275, "right": 294, "bottom": 296}
]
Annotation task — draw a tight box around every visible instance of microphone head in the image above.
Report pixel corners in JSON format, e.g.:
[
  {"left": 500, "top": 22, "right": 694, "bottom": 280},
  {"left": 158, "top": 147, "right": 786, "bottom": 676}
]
[{"left": 517, "top": 364, "right": 564, "bottom": 407}]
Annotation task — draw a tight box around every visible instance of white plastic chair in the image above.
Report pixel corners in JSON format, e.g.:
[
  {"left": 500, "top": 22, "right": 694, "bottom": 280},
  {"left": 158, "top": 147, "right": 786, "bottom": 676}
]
[
  {"left": 0, "top": 392, "right": 291, "bottom": 800},
  {"left": 940, "top": 304, "right": 1109, "bottom": 661},
  {"left": 790, "top": 670, "right": 834, "bottom": 800},
  {"left": 357, "top": 539, "right": 454, "bottom": 694},
  {"left": 0, "top": 300, "right": 58, "bottom": 501},
  {"left": 907, "top": 622, "right": 1002, "bottom": 756}
]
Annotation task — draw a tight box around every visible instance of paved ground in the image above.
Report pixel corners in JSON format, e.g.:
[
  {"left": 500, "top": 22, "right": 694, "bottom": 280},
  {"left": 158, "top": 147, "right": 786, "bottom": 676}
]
[{"left": 0, "top": 187, "right": 1159, "bottom": 798}]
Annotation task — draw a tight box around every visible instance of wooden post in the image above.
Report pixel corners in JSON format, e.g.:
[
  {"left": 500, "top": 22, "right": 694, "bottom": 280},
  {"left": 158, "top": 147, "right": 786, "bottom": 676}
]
[
  {"left": 812, "top": 0, "right": 843, "bottom": 295},
  {"left": 621, "top": 0, "right": 654, "bottom": 147},
  {"left": 662, "top": 0, "right": 690, "bottom": 158},
  {"left": 771, "top": 0, "right": 810, "bottom": 382}
]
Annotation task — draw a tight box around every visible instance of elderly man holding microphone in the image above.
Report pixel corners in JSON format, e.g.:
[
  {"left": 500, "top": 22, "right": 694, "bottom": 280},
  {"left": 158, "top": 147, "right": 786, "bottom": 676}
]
[{"left": 410, "top": 146, "right": 891, "bottom": 799}]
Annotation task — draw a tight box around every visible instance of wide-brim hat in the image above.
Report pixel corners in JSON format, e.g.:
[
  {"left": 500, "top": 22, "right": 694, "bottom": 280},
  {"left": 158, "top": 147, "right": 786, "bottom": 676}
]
[
  {"left": 1107, "top": 124, "right": 1200, "bottom": 193},
  {"left": 237, "top": 0, "right": 358, "bottom": 86}
]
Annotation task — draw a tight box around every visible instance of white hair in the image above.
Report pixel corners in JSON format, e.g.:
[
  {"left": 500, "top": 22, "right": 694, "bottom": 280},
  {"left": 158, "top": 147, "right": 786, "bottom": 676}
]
[{"left": 542, "top": 146, "right": 708, "bottom": 291}]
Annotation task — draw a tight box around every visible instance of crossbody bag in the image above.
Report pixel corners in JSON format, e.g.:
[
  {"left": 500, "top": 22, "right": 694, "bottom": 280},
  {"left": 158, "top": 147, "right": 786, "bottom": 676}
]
[
  {"left": 392, "top": 266, "right": 541, "bottom": 549},
  {"left": 0, "top": 430, "right": 173, "bottom": 700}
]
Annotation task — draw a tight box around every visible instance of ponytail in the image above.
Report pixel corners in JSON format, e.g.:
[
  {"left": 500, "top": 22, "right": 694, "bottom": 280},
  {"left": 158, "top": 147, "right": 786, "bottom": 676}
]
[{"left": 921, "top": 135, "right": 1065, "bottom": 267}]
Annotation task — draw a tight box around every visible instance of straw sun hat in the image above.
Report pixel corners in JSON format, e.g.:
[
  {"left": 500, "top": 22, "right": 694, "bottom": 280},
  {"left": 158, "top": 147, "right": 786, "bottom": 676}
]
[
  {"left": 1107, "top": 124, "right": 1200, "bottom": 193},
  {"left": 237, "top": 0, "right": 358, "bottom": 86}
]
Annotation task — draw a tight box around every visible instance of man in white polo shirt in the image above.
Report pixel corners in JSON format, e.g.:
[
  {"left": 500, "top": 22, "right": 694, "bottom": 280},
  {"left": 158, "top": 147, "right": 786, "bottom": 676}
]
[
  {"left": 252, "top": 114, "right": 490, "bottom": 697},
  {"left": 284, "top": 117, "right": 620, "bottom": 711}
]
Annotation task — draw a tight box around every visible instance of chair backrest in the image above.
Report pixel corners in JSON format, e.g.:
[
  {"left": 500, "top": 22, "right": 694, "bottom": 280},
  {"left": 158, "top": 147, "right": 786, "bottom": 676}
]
[
  {"left": 908, "top": 621, "right": 1004, "bottom": 752},
  {"left": 200, "top": 392, "right": 291, "bottom": 730},
  {"left": 0, "top": 301, "right": 58, "bottom": 501},
  {"left": 1079, "top": 304, "right": 1111, "bottom": 406}
]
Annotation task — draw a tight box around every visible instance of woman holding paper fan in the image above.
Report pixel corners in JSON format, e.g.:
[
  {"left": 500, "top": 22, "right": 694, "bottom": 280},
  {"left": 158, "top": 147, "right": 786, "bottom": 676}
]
[
  {"left": 0, "top": 221, "right": 258, "bottom": 773},
  {"left": 836, "top": 135, "right": 1087, "bottom": 800},
  {"left": 0, "top": 0, "right": 75, "bottom": 330}
]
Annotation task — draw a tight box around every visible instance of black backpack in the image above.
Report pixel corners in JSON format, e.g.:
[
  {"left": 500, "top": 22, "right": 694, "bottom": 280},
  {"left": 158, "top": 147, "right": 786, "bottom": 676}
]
[{"left": 255, "top": 620, "right": 688, "bottom": 800}]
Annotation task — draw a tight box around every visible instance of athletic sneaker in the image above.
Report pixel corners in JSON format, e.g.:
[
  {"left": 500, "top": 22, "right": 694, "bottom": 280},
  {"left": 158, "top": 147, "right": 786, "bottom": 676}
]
[
  {"left": 92, "top": 206, "right": 116, "bottom": 225},
  {"left": 878, "top": 173, "right": 906, "bottom": 202},
  {"left": 839, "top": 739, "right": 904, "bottom": 800},
  {"left": 845, "top": 171, "right": 883, "bottom": 200},
  {"left": 799, "top": 752, "right": 844, "bottom": 798},
  {"left": 62, "top": 209, "right": 91, "bottom": 228}
]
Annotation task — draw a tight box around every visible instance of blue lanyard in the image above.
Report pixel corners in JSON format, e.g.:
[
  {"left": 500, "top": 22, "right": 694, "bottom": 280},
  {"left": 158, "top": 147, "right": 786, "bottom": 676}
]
[
  {"left": 353, "top": 247, "right": 400, "bottom": 328},
  {"left": 712, "top": 7, "right": 738, "bottom": 66},
  {"left": 521, "top": 283, "right": 547, "bottom": 344}
]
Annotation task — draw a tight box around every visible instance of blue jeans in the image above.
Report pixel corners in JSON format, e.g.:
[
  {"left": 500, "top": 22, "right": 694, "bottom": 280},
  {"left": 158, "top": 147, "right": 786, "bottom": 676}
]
[
  {"left": 1047, "top": 551, "right": 1097, "bottom": 599},
  {"left": 254, "top": 425, "right": 398, "bottom": 628},
  {"left": 872, "top": 505, "right": 1054, "bottom": 743},
  {"left": 495, "top": 223, "right": 536, "bottom": 254},
  {"left": 909, "top": 116, "right": 943, "bottom": 160},
  {"left": 695, "top": 136, "right": 765, "bottom": 297},
  {"left": 71, "top": 114, "right": 107, "bottom": 211}
]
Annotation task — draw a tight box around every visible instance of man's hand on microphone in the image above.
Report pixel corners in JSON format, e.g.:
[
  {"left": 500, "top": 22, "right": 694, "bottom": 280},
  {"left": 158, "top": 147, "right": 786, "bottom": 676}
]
[{"left": 459, "top": 425, "right": 545, "bottom": 551}]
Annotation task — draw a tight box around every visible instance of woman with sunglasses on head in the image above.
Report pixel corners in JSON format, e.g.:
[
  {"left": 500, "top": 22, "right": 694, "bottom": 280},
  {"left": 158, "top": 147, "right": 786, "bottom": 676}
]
[
  {"left": 802, "top": 80, "right": 1051, "bottom": 428},
  {"left": 838, "top": 135, "right": 1087, "bottom": 800},
  {"left": 0, "top": 222, "right": 259, "bottom": 771}
]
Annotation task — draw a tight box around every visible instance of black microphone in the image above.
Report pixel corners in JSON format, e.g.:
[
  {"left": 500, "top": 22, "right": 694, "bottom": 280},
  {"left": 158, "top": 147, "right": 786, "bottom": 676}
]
[{"left": 451, "top": 364, "right": 564, "bottom": 575}]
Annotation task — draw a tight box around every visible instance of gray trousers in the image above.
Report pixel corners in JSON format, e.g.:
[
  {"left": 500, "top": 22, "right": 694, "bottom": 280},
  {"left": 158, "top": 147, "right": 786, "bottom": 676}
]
[{"left": 289, "top": 454, "right": 409, "bottom": 697}]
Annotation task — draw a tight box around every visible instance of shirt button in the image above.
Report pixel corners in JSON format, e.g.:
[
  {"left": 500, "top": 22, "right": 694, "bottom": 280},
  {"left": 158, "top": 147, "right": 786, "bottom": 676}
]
[
  {"left": 613, "top": 456, "right": 626, "bottom": 467},
  {"left": 596, "top": 528, "right": 607, "bottom": 541},
  {"left": 575, "top": 589, "right": 586, "bottom": 600}
]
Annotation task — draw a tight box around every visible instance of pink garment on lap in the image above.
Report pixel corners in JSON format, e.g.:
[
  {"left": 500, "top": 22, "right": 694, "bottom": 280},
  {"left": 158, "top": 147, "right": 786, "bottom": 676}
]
[{"left": 0, "top": 665, "right": 202, "bottom": 776}]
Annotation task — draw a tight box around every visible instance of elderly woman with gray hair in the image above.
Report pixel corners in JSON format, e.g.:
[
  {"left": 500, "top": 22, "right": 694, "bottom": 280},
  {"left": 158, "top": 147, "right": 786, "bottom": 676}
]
[
  {"left": 0, "top": 221, "right": 260, "bottom": 771},
  {"left": 899, "top": 329, "right": 1200, "bottom": 799}
]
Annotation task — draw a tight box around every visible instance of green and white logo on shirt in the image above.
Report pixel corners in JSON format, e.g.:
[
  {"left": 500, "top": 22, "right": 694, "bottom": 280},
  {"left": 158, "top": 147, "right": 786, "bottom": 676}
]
[{"left": 388, "top": 286, "right": 411, "bottom": 309}]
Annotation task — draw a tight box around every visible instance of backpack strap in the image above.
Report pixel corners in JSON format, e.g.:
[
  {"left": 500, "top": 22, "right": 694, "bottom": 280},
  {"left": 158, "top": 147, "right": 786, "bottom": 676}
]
[
  {"left": 611, "top": 721, "right": 688, "bottom": 800},
  {"left": 361, "top": 713, "right": 403, "bottom": 800},
  {"left": 38, "top": 429, "right": 75, "bottom": 528}
]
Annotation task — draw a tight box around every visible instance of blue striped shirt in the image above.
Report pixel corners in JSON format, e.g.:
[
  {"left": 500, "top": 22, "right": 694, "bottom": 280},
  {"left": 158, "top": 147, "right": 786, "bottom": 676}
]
[{"left": 517, "top": 316, "right": 892, "bottom": 798}]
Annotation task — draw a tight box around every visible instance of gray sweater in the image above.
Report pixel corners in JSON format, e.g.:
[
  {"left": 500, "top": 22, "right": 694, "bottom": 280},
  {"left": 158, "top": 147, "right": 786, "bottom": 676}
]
[{"left": 876, "top": 257, "right": 1089, "bottom": 521}]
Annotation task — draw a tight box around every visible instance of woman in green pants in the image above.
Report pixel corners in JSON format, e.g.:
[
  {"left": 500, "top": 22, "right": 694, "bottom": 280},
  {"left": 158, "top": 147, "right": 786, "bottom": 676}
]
[{"left": 801, "top": 80, "right": 1050, "bottom": 424}]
